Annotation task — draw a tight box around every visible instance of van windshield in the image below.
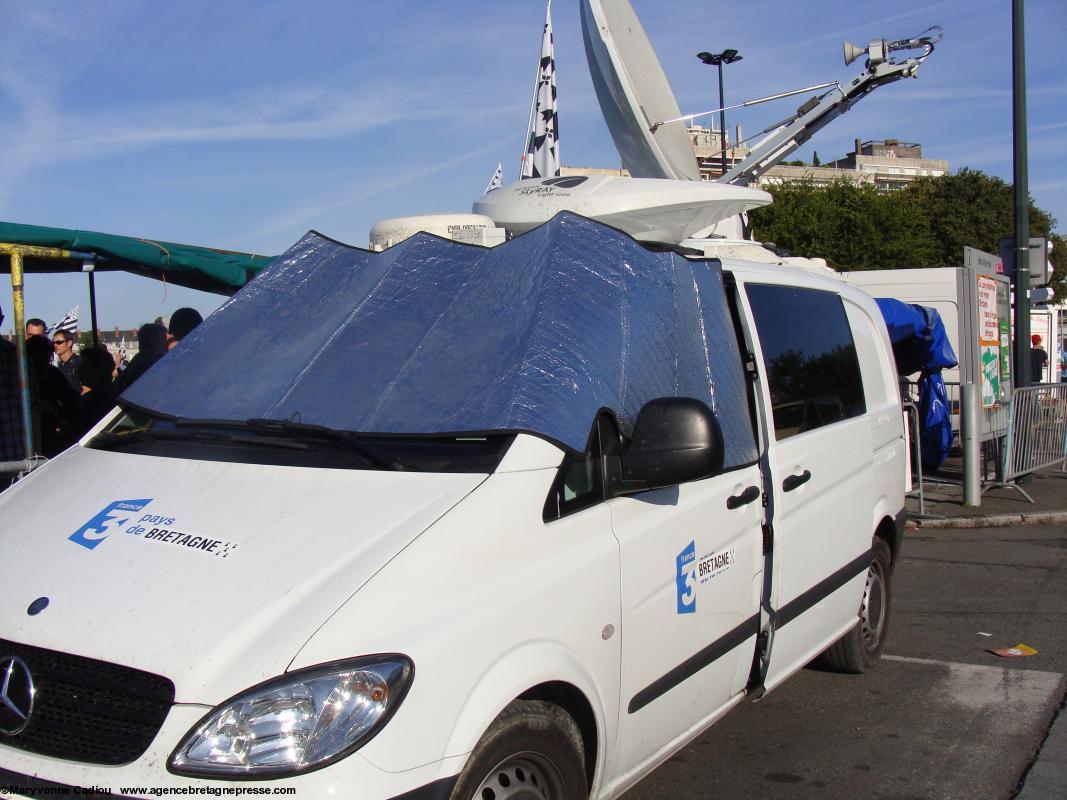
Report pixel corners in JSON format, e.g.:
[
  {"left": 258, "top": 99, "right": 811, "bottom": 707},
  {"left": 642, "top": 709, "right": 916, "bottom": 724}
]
[
  {"left": 89, "top": 409, "right": 514, "bottom": 474},
  {"left": 117, "top": 217, "right": 757, "bottom": 468}
]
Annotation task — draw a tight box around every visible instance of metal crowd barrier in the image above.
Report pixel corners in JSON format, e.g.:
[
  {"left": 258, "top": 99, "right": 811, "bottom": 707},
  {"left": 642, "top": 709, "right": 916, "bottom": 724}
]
[
  {"left": 997, "top": 383, "right": 1067, "bottom": 502},
  {"left": 943, "top": 380, "right": 961, "bottom": 433}
]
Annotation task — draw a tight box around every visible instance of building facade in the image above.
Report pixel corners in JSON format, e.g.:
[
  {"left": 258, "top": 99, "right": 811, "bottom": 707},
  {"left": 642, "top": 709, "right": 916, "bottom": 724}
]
[{"left": 562, "top": 131, "right": 949, "bottom": 191}]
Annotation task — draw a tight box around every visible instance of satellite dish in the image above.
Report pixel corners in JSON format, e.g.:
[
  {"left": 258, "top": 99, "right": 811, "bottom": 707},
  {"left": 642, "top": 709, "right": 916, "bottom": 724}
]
[
  {"left": 473, "top": 175, "right": 770, "bottom": 245},
  {"left": 843, "top": 41, "right": 866, "bottom": 66},
  {"left": 581, "top": 0, "right": 700, "bottom": 181}
]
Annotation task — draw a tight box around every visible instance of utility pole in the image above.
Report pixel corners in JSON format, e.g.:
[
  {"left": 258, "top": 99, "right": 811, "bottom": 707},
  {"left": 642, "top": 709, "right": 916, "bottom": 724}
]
[{"left": 1011, "top": 0, "right": 1030, "bottom": 387}]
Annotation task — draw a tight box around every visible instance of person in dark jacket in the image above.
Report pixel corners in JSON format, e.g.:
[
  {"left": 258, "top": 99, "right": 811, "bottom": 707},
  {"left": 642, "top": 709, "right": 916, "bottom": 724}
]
[
  {"left": 113, "top": 323, "right": 167, "bottom": 393},
  {"left": 51, "top": 331, "right": 82, "bottom": 392},
  {"left": 1, "top": 305, "right": 28, "bottom": 476},
  {"left": 26, "top": 318, "right": 47, "bottom": 338},
  {"left": 68, "top": 347, "right": 118, "bottom": 439},
  {"left": 167, "top": 307, "right": 203, "bottom": 350},
  {"left": 26, "top": 334, "right": 80, "bottom": 457},
  {"left": 1029, "top": 334, "right": 1048, "bottom": 384}
]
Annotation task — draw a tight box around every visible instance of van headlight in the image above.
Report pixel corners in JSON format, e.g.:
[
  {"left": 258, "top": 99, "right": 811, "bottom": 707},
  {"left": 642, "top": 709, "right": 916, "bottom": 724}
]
[{"left": 169, "top": 656, "right": 413, "bottom": 778}]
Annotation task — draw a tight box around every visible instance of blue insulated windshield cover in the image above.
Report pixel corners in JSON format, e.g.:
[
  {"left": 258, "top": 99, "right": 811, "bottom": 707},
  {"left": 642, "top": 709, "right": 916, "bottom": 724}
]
[{"left": 123, "top": 213, "right": 757, "bottom": 464}]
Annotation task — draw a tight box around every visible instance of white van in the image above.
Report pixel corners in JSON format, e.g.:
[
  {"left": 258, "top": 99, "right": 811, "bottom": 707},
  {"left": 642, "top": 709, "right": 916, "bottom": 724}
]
[{"left": 0, "top": 213, "right": 905, "bottom": 800}]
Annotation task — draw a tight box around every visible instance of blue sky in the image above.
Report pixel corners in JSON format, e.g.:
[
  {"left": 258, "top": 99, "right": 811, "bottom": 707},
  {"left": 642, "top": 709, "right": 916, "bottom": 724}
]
[{"left": 2, "top": 0, "right": 1064, "bottom": 332}]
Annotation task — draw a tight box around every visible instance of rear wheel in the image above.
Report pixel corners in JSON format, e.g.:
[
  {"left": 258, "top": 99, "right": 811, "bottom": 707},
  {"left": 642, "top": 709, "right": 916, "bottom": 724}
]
[
  {"left": 450, "top": 700, "right": 587, "bottom": 800},
  {"left": 820, "top": 539, "right": 892, "bottom": 674}
]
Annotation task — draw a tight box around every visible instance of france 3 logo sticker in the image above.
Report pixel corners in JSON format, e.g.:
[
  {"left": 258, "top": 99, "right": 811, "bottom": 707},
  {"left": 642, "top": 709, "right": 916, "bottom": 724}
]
[
  {"left": 676, "top": 541, "right": 697, "bottom": 614},
  {"left": 675, "top": 540, "right": 737, "bottom": 615},
  {"left": 69, "top": 499, "right": 153, "bottom": 550},
  {"left": 68, "top": 498, "right": 241, "bottom": 558}
]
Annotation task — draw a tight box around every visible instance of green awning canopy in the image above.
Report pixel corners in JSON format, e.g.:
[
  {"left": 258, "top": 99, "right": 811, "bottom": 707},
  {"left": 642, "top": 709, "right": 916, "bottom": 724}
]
[{"left": 0, "top": 221, "right": 277, "bottom": 295}]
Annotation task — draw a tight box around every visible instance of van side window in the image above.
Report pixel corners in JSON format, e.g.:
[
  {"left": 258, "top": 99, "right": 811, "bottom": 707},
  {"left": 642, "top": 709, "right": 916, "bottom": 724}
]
[
  {"left": 543, "top": 416, "right": 617, "bottom": 522},
  {"left": 745, "top": 284, "right": 866, "bottom": 440}
]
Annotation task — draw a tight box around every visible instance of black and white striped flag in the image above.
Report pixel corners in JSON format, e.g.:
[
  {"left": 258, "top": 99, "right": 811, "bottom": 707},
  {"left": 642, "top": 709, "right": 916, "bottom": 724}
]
[
  {"left": 520, "top": 0, "right": 559, "bottom": 180},
  {"left": 483, "top": 163, "right": 503, "bottom": 194},
  {"left": 47, "top": 306, "right": 78, "bottom": 337}
]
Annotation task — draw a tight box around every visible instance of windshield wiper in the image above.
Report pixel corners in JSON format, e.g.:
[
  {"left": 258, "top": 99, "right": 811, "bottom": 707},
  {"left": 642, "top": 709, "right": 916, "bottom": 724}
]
[
  {"left": 106, "top": 415, "right": 407, "bottom": 470},
  {"left": 92, "top": 426, "right": 311, "bottom": 452},
  {"left": 243, "top": 418, "right": 405, "bottom": 471},
  {"left": 92, "top": 429, "right": 188, "bottom": 449}
]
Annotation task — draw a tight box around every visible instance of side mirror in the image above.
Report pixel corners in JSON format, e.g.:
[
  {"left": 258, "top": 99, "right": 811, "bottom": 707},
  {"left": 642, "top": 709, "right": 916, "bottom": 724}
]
[{"left": 609, "top": 397, "right": 725, "bottom": 496}]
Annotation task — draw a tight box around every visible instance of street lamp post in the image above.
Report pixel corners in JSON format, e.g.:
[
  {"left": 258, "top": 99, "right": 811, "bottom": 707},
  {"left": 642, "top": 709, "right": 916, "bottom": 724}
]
[
  {"left": 697, "top": 49, "right": 743, "bottom": 177},
  {"left": 1011, "top": 0, "right": 1030, "bottom": 387}
]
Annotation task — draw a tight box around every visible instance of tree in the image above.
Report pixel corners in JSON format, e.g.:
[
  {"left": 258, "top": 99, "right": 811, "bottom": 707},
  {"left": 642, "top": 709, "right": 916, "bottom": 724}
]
[
  {"left": 749, "top": 179, "right": 938, "bottom": 269},
  {"left": 748, "top": 170, "right": 1065, "bottom": 299},
  {"left": 904, "top": 169, "right": 1063, "bottom": 297},
  {"left": 812, "top": 151, "right": 821, "bottom": 167}
]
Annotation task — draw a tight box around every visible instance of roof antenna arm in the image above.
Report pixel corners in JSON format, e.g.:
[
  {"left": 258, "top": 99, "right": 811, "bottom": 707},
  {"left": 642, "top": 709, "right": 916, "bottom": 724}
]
[{"left": 716, "top": 25, "right": 942, "bottom": 186}]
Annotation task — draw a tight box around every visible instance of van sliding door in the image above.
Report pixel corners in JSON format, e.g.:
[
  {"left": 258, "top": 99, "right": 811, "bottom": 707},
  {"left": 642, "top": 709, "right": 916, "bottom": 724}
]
[{"left": 741, "top": 282, "right": 873, "bottom": 691}]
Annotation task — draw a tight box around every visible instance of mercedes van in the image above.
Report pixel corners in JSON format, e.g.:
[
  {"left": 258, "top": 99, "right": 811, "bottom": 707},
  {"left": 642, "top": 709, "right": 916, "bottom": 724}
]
[{"left": 0, "top": 213, "right": 905, "bottom": 800}]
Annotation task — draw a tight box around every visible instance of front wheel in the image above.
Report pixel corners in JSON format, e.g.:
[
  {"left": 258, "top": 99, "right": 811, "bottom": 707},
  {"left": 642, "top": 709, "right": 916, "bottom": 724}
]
[
  {"left": 450, "top": 700, "right": 588, "bottom": 800},
  {"left": 820, "top": 539, "right": 892, "bottom": 674}
]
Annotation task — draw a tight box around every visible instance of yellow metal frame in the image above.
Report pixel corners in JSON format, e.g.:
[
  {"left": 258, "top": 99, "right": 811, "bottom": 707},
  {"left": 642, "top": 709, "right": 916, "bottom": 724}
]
[{"left": 2, "top": 243, "right": 77, "bottom": 461}]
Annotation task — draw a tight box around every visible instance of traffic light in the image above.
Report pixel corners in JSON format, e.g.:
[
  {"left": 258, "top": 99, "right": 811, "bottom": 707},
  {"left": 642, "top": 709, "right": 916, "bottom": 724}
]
[{"left": 998, "top": 237, "right": 1053, "bottom": 286}]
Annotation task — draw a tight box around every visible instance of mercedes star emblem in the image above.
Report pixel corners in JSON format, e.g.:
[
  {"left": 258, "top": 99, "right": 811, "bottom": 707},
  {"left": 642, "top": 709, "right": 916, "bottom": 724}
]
[{"left": 0, "top": 656, "right": 35, "bottom": 736}]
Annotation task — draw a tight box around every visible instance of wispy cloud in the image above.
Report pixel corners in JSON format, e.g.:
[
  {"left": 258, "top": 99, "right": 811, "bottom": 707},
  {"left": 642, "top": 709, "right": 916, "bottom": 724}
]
[
  {"left": 3, "top": 83, "right": 515, "bottom": 157},
  {"left": 0, "top": 1, "right": 530, "bottom": 216},
  {"left": 776, "top": 0, "right": 960, "bottom": 54},
  {"left": 0, "top": 2, "right": 76, "bottom": 210},
  {"left": 0, "top": 76, "right": 523, "bottom": 216},
  {"left": 227, "top": 135, "right": 513, "bottom": 249}
]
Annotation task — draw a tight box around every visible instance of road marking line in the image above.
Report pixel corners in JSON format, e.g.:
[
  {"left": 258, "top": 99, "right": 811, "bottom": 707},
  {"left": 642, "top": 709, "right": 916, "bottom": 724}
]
[
  {"left": 884, "top": 654, "right": 1063, "bottom": 678},
  {"left": 884, "top": 654, "right": 1065, "bottom": 717}
]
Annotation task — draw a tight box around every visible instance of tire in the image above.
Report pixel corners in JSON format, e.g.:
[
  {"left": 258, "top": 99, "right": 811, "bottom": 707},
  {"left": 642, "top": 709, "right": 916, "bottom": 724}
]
[
  {"left": 820, "top": 539, "right": 892, "bottom": 674},
  {"left": 450, "top": 699, "right": 588, "bottom": 800}
]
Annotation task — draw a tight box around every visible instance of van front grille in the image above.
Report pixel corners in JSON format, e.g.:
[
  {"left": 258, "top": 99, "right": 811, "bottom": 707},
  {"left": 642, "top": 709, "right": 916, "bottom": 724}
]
[{"left": 0, "top": 638, "right": 175, "bottom": 766}]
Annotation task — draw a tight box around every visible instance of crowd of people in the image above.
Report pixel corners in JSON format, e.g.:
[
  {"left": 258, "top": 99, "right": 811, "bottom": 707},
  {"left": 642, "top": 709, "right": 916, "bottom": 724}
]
[{"left": 0, "top": 304, "right": 202, "bottom": 472}]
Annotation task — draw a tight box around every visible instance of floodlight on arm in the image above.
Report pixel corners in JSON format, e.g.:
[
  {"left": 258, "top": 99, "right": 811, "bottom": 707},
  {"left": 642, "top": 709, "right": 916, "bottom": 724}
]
[{"left": 844, "top": 26, "right": 942, "bottom": 67}]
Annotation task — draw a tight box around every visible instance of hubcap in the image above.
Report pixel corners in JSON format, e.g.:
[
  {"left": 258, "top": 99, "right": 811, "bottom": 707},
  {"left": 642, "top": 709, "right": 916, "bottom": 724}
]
[
  {"left": 473, "top": 753, "right": 563, "bottom": 800},
  {"left": 860, "top": 561, "right": 886, "bottom": 648}
]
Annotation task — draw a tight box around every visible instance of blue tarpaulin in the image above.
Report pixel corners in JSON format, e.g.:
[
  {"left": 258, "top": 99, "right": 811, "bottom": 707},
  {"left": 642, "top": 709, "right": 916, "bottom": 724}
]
[
  {"left": 123, "top": 213, "right": 758, "bottom": 464},
  {"left": 875, "top": 298, "right": 959, "bottom": 469},
  {"left": 875, "top": 299, "right": 957, "bottom": 373}
]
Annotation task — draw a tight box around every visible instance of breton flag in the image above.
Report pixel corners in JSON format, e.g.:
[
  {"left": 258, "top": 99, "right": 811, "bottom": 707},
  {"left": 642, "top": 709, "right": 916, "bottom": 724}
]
[
  {"left": 520, "top": 0, "right": 559, "bottom": 179},
  {"left": 47, "top": 306, "right": 79, "bottom": 337},
  {"left": 483, "top": 163, "right": 503, "bottom": 195},
  {"left": 119, "top": 336, "right": 128, "bottom": 363}
]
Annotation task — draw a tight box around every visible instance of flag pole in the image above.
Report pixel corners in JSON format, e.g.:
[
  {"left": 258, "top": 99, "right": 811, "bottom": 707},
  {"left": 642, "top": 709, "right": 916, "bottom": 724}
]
[
  {"left": 87, "top": 270, "right": 100, "bottom": 347},
  {"left": 519, "top": 0, "right": 551, "bottom": 178}
]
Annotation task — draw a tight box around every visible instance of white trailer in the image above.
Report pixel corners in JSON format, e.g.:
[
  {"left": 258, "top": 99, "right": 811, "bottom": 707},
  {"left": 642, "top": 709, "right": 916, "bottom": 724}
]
[{"left": 842, "top": 265, "right": 1014, "bottom": 443}]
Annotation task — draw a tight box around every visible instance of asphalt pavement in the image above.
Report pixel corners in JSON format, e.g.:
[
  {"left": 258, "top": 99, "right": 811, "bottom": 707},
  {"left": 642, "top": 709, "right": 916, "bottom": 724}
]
[
  {"left": 916, "top": 464, "right": 1067, "bottom": 799},
  {"left": 621, "top": 464, "right": 1067, "bottom": 799}
]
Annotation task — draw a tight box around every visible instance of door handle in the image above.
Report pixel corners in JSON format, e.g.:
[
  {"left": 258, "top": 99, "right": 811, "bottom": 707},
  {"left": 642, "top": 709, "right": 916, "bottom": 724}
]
[
  {"left": 782, "top": 470, "right": 812, "bottom": 492},
  {"left": 727, "top": 486, "right": 761, "bottom": 509}
]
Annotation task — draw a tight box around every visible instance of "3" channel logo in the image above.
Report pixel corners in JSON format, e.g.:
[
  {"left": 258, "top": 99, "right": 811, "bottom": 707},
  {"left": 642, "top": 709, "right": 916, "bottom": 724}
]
[
  {"left": 68, "top": 499, "right": 153, "bottom": 550},
  {"left": 675, "top": 541, "right": 697, "bottom": 614}
]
